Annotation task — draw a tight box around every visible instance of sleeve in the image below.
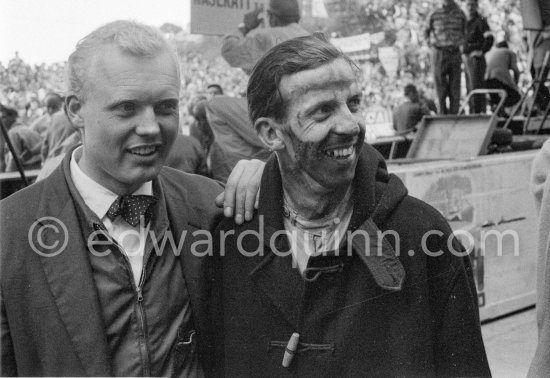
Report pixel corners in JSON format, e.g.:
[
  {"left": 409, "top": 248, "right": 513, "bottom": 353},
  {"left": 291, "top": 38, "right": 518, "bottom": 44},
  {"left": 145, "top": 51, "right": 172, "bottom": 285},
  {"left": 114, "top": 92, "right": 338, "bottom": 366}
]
[
  {"left": 510, "top": 52, "right": 520, "bottom": 83},
  {"left": 192, "top": 137, "right": 209, "bottom": 177},
  {"left": 221, "top": 32, "right": 269, "bottom": 73},
  {"left": 40, "top": 133, "right": 49, "bottom": 163},
  {"left": 6, "top": 129, "right": 22, "bottom": 172},
  {"left": 424, "top": 13, "right": 433, "bottom": 42},
  {"left": 481, "top": 18, "right": 494, "bottom": 54},
  {"left": 1, "top": 287, "right": 17, "bottom": 376},
  {"left": 458, "top": 10, "right": 466, "bottom": 46},
  {"left": 428, "top": 229, "right": 491, "bottom": 377},
  {"left": 0, "top": 133, "right": 6, "bottom": 173},
  {"left": 531, "top": 138, "right": 550, "bottom": 213}
]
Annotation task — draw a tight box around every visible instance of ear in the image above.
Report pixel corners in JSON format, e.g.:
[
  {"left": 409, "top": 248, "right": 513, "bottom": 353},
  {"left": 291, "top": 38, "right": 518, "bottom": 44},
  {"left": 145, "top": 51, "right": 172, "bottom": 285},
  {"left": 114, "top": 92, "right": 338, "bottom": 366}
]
[
  {"left": 254, "top": 117, "right": 285, "bottom": 151},
  {"left": 65, "top": 95, "right": 85, "bottom": 130}
]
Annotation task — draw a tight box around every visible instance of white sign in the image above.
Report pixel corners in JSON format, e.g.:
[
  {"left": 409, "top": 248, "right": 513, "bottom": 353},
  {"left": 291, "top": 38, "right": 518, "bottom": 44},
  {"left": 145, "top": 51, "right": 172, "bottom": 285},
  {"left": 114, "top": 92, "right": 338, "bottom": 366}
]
[
  {"left": 377, "top": 46, "right": 399, "bottom": 78},
  {"left": 331, "top": 33, "right": 371, "bottom": 54},
  {"left": 363, "top": 105, "right": 394, "bottom": 142},
  {"left": 191, "top": 0, "right": 269, "bottom": 35}
]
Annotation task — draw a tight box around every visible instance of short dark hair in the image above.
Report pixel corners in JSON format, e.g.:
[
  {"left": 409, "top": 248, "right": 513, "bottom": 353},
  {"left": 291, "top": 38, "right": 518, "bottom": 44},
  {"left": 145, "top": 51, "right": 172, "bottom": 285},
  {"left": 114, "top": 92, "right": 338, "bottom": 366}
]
[
  {"left": 45, "top": 92, "right": 63, "bottom": 111},
  {"left": 404, "top": 84, "right": 418, "bottom": 97},
  {"left": 0, "top": 105, "right": 17, "bottom": 119},
  {"left": 496, "top": 40, "right": 508, "bottom": 49},
  {"left": 267, "top": 0, "right": 301, "bottom": 25},
  {"left": 247, "top": 34, "right": 358, "bottom": 125}
]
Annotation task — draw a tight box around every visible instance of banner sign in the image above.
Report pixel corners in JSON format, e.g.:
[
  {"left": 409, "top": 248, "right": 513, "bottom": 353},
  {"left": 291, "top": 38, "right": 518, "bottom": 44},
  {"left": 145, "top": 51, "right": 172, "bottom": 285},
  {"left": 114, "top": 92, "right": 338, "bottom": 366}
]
[
  {"left": 377, "top": 46, "right": 399, "bottom": 78},
  {"left": 191, "top": 0, "right": 269, "bottom": 35},
  {"left": 391, "top": 152, "right": 538, "bottom": 321},
  {"left": 363, "top": 105, "right": 394, "bottom": 142},
  {"left": 331, "top": 33, "right": 371, "bottom": 53}
]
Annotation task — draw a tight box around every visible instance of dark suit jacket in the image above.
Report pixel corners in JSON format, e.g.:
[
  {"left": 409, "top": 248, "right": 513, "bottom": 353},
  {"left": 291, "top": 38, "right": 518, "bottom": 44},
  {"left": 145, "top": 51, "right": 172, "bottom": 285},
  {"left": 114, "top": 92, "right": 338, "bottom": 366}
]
[{"left": 0, "top": 152, "right": 224, "bottom": 376}]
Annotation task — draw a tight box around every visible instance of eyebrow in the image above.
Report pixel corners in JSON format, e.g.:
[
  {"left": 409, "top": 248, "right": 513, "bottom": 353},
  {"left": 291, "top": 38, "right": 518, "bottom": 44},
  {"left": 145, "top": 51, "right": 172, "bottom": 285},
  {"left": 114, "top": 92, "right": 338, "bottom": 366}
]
[
  {"left": 288, "top": 79, "right": 356, "bottom": 97},
  {"left": 302, "top": 98, "right": 338, "bottom": 118}
]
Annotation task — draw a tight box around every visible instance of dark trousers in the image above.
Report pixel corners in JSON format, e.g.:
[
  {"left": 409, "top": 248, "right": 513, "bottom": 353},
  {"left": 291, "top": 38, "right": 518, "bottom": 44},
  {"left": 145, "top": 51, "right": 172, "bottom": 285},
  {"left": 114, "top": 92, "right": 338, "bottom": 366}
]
[
  {"left": 533, "top": 65, "right": 550, "bottom": 111},
  {"left": 432, "top": 48, "right": 462, "bottom": 114},
  {"left": 464, "top": 55, "right": 487, "bottom": 113},
  {"left": 485, "top": 78, "right": 521, "bottom": 110}
]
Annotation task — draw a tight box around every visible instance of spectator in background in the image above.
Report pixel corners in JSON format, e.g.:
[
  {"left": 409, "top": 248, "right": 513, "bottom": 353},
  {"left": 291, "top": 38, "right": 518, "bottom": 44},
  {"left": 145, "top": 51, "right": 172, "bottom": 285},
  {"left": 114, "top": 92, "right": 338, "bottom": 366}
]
[
  {"left": 463, "top": 0, "right": 493, "bottom": 114},
  {"left": 191, "top": 100, "right": 214, "bottom": 158},
  {"left": 165, "top": 134, "right": 208, "bottom": 176},
  {"left": 221, "top": 0, "right": 309, "bottom": 74},
  {"left": 45, "top": 92, "right": 63, "bottom": 115},
  {"left": 206, "top": 83, "right": 223, "bottom": 97},
  {"left": 29, "top": 92, "right": 63, "bottom": 136},
  {"left": 205, "top": 95, "right": 270, "bottom": 182},
  {"left": 425, "top": 0, "right": 466, "bottom": 114},
  {"left": 187, "top": 95, "right": 213, "bottom": 152},
  {"left": 486, "top": 40, "right": 521, "bottom": 116},
  {"left": 393, "top": 84, "right": 431, "bottom": 133},
  {"left": 40, "top": 107, "right": 77, "bottom": 163},
  {"left": 0, "top": 104, "right": 42, "bottom": 172}
]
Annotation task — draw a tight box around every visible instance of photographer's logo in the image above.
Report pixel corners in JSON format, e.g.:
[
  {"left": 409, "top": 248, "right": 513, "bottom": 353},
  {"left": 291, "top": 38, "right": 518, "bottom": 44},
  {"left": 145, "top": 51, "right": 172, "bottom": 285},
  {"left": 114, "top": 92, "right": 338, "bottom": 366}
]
[{"left": 28, "top": 217, "right": 68, "bottom": 257}]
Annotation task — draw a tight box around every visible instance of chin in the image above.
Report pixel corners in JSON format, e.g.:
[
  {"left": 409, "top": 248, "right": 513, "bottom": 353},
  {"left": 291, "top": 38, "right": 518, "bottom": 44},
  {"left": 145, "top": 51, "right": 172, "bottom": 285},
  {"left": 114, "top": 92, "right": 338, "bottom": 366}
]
[{"left": 126, "top": 165, "right": 162, "bottom": 186}]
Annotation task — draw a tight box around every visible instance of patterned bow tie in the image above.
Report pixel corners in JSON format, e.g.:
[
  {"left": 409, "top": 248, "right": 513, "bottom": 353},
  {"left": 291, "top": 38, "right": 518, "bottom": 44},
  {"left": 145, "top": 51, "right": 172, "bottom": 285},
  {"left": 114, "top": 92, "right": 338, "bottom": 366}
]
[{"left": 106, "top": 195, "right": 157, "bottom": 227}]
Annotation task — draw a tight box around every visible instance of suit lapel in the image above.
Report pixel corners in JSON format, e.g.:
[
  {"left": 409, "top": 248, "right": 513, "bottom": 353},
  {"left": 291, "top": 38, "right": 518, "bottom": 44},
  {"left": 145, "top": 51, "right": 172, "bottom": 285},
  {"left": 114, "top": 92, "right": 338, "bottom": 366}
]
[
  {"left": 34, "top": 161, "right": 112, "bottom": 376},
  {"left": 160, "top": 173, "right": 211, "bottom": 340}
]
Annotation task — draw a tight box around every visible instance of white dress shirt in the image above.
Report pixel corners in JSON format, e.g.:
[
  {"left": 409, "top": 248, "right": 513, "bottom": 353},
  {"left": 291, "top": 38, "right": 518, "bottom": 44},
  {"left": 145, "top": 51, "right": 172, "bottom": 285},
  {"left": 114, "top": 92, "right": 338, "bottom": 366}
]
[{"left": 70, "top": 147, "right": 152, "bottom": 284}]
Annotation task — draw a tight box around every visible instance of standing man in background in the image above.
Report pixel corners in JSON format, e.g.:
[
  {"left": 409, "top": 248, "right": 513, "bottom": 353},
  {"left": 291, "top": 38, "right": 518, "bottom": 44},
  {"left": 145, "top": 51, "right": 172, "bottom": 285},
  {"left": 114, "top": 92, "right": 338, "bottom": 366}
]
[
  {"left": 463, "top": 0, "right": 493, "bottom": 114},
  {"left": 221, "top": 0, "right": 309, "bottom": 74},
  {"left": 29, "top": 92, "right": 63, "bottom": 137},
  {"left": 425, "top": 0, "right": 466, "bottom": 115}
]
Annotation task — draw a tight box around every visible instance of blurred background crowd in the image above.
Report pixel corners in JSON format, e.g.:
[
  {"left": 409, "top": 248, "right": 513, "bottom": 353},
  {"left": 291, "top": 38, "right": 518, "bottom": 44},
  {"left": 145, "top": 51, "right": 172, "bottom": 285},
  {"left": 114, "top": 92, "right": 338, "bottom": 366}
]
[{"left": 0, "top": 0, "right": 527, "bottom": 132}]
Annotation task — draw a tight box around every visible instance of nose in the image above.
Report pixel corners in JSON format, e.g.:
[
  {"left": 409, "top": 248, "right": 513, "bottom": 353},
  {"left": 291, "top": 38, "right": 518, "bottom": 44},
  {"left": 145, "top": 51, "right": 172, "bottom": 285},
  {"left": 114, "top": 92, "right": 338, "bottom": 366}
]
[
  {"left": 136, "top": 106, "right": 161, "bottom": 136},
  {"left": 332, "top": 106, "right": 362, "bottom": 136}
]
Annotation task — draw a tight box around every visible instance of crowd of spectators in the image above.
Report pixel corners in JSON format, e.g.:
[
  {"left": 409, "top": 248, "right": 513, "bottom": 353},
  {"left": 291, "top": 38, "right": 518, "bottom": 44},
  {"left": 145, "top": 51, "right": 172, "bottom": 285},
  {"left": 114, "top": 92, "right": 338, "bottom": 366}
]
[
  {"left": 0, "top": 53, "right": 66, "bottom": 125},
  {"left": 0, "top": 0, "right": 532, "bottom": 132}
]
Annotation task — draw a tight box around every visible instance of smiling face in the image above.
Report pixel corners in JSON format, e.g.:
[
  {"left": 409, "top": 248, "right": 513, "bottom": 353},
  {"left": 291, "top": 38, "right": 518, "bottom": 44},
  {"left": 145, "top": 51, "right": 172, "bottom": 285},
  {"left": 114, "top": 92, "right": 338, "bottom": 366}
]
[
  {"left": 74, "top": 45, "right": 180, "bottom": 194},
  {"left": 275, "top": 58, "right": 365, "bottom": 190}
]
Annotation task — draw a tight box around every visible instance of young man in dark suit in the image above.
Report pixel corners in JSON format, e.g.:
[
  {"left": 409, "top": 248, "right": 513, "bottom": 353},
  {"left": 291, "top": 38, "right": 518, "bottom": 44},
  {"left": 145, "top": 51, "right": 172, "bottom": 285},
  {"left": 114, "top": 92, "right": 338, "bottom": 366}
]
[{"left": 0, "top": 20, "right": 262, "bottom": 376}]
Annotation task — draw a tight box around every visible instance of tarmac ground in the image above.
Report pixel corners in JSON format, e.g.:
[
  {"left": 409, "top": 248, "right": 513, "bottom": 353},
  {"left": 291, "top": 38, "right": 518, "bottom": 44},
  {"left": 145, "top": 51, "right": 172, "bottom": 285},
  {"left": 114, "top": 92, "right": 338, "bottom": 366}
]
[{"left": 482, "top": 307, "right": 537, "bottom": 377}]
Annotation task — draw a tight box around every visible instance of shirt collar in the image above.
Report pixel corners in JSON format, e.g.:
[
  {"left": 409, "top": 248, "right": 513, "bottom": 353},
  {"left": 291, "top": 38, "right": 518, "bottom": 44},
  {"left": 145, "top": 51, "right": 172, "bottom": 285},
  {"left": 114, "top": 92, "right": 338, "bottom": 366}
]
[{"left": 69, "top": 146, "right": 153, "bottom": 220}]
